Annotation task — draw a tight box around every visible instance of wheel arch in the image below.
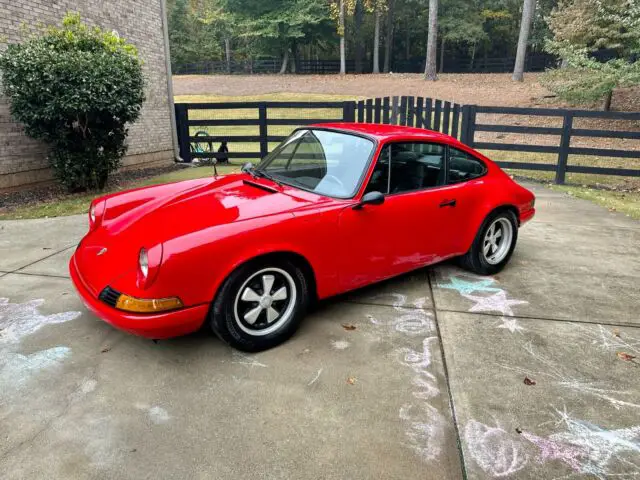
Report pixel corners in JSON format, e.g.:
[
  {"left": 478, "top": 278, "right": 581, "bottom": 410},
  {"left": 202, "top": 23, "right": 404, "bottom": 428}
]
[
  {"left": 213, "top": 250, "right": 319, "bottom": 305},
  {"left": 463, "top": 203, "right": 520, "bottom": 254}
]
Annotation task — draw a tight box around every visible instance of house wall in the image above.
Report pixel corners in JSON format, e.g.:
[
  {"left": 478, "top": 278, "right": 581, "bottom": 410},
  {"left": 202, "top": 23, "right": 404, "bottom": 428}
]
[{"left": 0, "top": 0, "right": 174, "bottom": 191}]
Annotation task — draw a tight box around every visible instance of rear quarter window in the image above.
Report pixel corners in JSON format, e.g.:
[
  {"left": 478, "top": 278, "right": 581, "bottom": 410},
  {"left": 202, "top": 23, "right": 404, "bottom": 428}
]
[{"left": 448, "top": 147, "right": 487, "bottom": 183}]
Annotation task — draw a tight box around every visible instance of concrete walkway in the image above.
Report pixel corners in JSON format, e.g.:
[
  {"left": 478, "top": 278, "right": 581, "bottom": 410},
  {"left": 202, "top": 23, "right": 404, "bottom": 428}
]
[{"left": 1, "top": 183, "right": 639, "bottom": 479}]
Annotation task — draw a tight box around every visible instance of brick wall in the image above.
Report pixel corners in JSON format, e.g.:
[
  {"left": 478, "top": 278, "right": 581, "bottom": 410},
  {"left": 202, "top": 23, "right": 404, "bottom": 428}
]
[{"left": 0, "top": 0, "right": 174, "bottom": 191}]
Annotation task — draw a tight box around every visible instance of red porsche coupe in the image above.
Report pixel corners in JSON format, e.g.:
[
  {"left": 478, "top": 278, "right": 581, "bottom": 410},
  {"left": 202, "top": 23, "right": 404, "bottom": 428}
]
[{"left": 70, "top": 123, "right": 535, "bottom": 351}]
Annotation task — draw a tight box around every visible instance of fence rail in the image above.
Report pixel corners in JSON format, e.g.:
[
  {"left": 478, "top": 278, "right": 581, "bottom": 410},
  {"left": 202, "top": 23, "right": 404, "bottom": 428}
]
[
  {"left": 175, "top": 96, "right": 640, "bottom": 184},
  {"left": 173, "top": 54, "right": 556, "bottom": 76}
]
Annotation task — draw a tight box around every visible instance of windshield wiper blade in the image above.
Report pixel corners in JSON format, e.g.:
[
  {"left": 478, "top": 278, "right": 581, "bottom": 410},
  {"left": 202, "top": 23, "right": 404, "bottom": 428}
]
[{"left": 253, "top": 169, "right": 282, "bottom": 186}]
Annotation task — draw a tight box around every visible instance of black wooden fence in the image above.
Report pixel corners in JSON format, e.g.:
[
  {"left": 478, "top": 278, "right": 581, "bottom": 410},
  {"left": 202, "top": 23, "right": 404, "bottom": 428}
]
[
  {"left": 174, "top": 54, "right": 556, "bottom": 75},
  {"left": 175, "top": 96, "right": 640, "bottom": 184}
]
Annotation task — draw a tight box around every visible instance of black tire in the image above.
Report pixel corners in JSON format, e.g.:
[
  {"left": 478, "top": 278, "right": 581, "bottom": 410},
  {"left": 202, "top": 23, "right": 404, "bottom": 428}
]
[
  {"left": 210, "top": 259, "right": 309, "bottom": 352},
  {"left": 459, "top": 210, "right": 518, "bottom": 275}
]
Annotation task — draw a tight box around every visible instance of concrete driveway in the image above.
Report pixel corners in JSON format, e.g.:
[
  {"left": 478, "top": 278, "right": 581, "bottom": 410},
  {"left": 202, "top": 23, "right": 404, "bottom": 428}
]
[{"left": 1, "top": 182, "right": 639, "bottom": 479}]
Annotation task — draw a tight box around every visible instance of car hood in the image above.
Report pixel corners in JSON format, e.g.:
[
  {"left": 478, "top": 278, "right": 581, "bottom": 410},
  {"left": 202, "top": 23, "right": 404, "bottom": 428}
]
[{"left": 75, "top": 173, "right": 331, "bottom": 295}]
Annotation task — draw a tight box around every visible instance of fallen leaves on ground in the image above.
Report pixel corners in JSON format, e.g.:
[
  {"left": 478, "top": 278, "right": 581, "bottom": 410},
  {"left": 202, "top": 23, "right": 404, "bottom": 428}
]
[
  {"left": 617, "top": 352, "right": 636, "bottom": 362},
  {"left": 612, "top": 328, "right": 621, "bottom": 337},
  {"left": 524, "top": 376, "right": 536, "bottom": 386},
  {"left": 342, "top": 323, "right": 356, "bottom": 331},
  {"left": 346, "top": 376, "right": 357, "bottom": 385},
  {"left": 100, "top": 346, "right": 111, "bottom": 353}
]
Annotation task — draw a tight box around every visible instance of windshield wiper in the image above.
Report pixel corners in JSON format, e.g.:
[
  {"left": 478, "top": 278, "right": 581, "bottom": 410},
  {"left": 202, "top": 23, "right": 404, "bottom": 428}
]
[{"left": 253, "top": 168, "right": 282, "bottom": 186}]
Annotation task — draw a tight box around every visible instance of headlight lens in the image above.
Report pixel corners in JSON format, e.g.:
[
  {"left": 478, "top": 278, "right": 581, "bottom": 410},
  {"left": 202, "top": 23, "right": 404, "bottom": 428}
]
[
  {"left": 139, "top": 248, "right": 149, "bottom": 278},
  {"left": 89, "top": 204, "right": 96, "bottom": 223}
]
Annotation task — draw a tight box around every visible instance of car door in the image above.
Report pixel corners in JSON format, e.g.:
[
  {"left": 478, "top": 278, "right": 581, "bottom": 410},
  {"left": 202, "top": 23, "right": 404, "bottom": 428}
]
[
  {"left": 441, "top": 146, "right": 490, "bottom": 254},
  {"left": 338, "top": 142, "right": 459, "bottom": 291}
]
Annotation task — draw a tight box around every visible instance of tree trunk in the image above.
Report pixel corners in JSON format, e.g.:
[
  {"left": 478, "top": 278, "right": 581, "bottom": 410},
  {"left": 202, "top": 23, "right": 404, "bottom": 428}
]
[
  {"left": 340, "top": 0, "right": 346, "bottom": 75},
  {"left": 355, "top": 0, "right": 364, "bottom": 73},
  {"left": 224, "top": 38, "right": 231, "bottom": 74},
  {"left": 383, "top": 0, "right": 395, "bottom": 73},
  {"left": 373, "top": 9, "right": 381, "bottom": 73},
  {"left": 424, "top": 0, "right": 438, "bottom": 80},
  {"left": 405, "top": 20, "right": 410, "bottom": 60},
  {"left": 470, "top": 43, "right": 477, "bottom": 70},
  {"left": 439, "top": 35, "right": 445, "bottom": 73},
  {"left": 291, "top": 40, "right": 299, "bottom": 73},
  {"left": 512, "top": 0, "right": 536, "bottom": 82},
  {"left": 603, "top": 89, "right": 613, "bottom": 111},
  {"left": 279, "top": 50, "right": 289, "bottom": 74}
]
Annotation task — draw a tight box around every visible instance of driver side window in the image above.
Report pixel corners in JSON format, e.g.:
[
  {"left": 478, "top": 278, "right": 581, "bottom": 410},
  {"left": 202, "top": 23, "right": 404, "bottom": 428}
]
[{"left": 365, "top": 142, "right": 446, "bottom": 195}]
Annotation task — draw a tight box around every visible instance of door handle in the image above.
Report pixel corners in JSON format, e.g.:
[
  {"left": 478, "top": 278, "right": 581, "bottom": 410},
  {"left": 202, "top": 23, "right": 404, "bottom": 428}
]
[{"left": 439, "top": 199, "right": 457, "bottom": 208}]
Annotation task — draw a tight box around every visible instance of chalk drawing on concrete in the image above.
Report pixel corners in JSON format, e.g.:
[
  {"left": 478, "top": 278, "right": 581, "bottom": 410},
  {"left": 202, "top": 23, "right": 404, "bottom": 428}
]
[
  {"left": 231, "top": 351, "right": 267, "bottom": 368},
  {"left": 574, "top": 324, "right": 640, "bottom": 357},
  {"left": 496, "top": 316, "right": 526, "bottom": 333},
  {"left": 0, "top": 297, "right": 81, "bottom": 345},
  {"left": 437, "top": 275, "right": 502, "bottom": 295},
  {"left": 135, "top": 403, "right": 171, "bottom": 424},
  {"left": 0, "top": 346, "right": 71, "bottom": 395},
  {"left": 522, "top": 406, "right": 640, "bottom": 479},
  {"left": 331, "top": 339, "right": 350, "bottom": 350},
  {"left": 498, "top": 341, "right": 640, "bottom": 410},
  {"left": 307, "top": 368, "right": 323, "bottom": 386},
  {"left": 464, "top": 420, "right": 529, "bottom": 477},
  {"left": 462, "top": 290, "right": 528, "bottom": 316},
  {"left": 434, "top": 270, "right": 528, "bottom": 319},
  {"left": 366, "top": 294, "right": 446, "bottom": 463}
]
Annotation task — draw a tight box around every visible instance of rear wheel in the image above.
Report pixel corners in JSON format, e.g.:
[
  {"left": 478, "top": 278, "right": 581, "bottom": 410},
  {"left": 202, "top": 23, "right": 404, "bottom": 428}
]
[
  {"left": 210, "top": 259, "right": 309, "bottom": 352},
  {"left": 459, "top": 210, "right": 518, "bottom": 275}
]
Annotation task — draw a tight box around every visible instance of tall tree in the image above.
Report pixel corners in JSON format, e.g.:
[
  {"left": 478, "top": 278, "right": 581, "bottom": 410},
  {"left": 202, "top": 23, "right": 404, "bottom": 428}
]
[
  {"left": 340, "top": 0, "right": 346, "bottom": 74},
  {"left": 512, "top": 0, "right": 536, "bottom": 81},
  {"left": 373, "top": 7, "right": 382, "bottom": 72},
  {"left": 424, "top": 0, "right": 438, "bottom": 80},
  {"left": 383, "top": 0, "right": 395, "bottom": 72},
  {"left": 354, "top": 0, "right": 365, "bottom": 72}
]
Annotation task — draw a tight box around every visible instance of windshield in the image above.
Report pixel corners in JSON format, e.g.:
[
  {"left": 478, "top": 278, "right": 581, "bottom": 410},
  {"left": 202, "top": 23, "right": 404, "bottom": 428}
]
[{"left": 257, "top": 129, "right": 375, "bottom": 198}]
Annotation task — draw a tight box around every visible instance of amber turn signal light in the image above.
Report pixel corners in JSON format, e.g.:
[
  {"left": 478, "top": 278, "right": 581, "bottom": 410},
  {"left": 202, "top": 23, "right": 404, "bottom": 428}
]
[{"left": 115, "top": 294, "right": 183, "bottom": 313}]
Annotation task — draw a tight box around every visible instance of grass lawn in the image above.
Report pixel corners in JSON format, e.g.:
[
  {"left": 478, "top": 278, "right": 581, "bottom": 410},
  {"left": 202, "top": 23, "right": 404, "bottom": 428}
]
[
  {"left": 549, "top": 185, "right": 640, "bottom": 220},
  {"left": 0, "top": 165, "right": 239, "bottom": 221}
]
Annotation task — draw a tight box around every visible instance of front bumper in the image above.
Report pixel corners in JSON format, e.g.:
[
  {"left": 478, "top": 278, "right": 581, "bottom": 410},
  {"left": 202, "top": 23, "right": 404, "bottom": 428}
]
[
  {"left": 69, "top": 253, "right": 209, "bottom": 339},
  {"left": 520, "top": 207, "right": 535, "bottom": 225}
]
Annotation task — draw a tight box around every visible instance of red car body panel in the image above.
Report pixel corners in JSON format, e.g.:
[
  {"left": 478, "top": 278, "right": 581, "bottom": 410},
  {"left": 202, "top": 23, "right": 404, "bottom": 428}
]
[{"left": 70, "top": 123, "right": 535, "bottom": 339}]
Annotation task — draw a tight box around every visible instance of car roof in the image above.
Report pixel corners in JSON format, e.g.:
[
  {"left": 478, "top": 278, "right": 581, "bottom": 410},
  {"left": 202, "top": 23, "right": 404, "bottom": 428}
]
[{"left": 309, "top": 122, "right": 458, "bottom": 144}]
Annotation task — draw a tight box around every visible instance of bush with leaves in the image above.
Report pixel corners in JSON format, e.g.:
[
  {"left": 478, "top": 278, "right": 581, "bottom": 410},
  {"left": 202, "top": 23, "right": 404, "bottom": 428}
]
[
  {"left": 0, "top": 13, "right": 145, "bottom": 191},
  {"left": 543, "top": 0, "right": 640, "bottom": 110}
]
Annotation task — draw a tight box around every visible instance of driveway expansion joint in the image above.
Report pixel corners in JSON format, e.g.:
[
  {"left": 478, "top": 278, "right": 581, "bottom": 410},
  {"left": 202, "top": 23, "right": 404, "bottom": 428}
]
[
  {"left": 436, "top": 307, "right": 640, "bottom": 330},
  {"left": 8, "top": 244, "right": 76, "bottom": 275},
  {"left": 428, "top": 271, "right": 469, "bottom": 480}
]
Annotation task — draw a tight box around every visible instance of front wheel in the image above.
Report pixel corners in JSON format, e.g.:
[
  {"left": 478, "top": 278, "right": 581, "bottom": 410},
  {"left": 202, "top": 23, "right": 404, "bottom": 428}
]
[
  {"left": 210, "top": 259, "right": 309, "bottom": 352},
  {"left": 459, "top": 210, "right": 518, "bottom": 275}
]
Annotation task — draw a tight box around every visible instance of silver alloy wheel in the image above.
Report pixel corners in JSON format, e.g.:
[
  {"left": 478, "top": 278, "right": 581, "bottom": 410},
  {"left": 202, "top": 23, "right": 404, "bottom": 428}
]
[
  {"left": 482, "top": 217, "right": 514, "bottom": 265},
  {"left": 233, "top": 267, "right": 297, "bottom": 336}
]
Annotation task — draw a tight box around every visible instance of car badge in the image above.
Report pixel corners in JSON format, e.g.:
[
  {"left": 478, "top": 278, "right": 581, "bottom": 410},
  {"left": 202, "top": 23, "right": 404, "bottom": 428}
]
[{"left": 97, "top": 247, "right": 108, "bottom": 256}]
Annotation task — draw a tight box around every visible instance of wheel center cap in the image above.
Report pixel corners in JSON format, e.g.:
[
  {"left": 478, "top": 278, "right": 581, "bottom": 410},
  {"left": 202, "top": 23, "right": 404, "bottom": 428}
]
[{"left": 260, "top": 296, "right": 273, "bottom": 308}]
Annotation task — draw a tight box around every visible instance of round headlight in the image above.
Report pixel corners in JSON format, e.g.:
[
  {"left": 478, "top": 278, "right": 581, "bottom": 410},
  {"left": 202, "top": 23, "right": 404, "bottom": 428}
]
[
  {"left": 139, "top": 248, "right": 149, "bottom": 278},
  {"left": 89, "top": 204, "right": 96, "bottom": 223}
]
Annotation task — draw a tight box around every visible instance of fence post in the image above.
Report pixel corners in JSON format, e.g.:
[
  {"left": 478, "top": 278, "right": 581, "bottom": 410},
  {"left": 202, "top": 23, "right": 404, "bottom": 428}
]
[
  {"left": 342, "top": 101, "right": 356, "bottom": 122},
  {"left": 258, "top": 103, "right": 268, "bottom": 159},
  {"left": 460, "top": 105, "right": 477, "bottom": 146},
  {"left": 555, "top": 112, "right": 573, "bottom": 185},
  {"left": 175, "top": 103, "right": 191, "bottom": 163},
  {"left": 390, "top": 96, "right": 399, "bottom": 124}
]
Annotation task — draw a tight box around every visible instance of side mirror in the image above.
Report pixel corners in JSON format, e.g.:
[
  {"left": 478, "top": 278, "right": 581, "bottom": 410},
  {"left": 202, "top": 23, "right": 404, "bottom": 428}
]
[
  {"left": 241, "top": 162, "right": 254, "bottom": 173},
  {"left": 353, "top": 191, "right": 385, "bottom": 210}
]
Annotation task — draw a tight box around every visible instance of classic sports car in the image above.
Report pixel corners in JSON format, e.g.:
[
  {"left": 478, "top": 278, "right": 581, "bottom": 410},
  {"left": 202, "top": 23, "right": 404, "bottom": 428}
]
[{"left": 70, "top": 123, "right": 535, "bottom": 351}]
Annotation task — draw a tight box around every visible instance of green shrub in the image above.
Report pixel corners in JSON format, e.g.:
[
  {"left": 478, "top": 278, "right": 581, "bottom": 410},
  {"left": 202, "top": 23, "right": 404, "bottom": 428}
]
[{"left": 0, "top": 13, "right": 145, "bottom": 192}]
